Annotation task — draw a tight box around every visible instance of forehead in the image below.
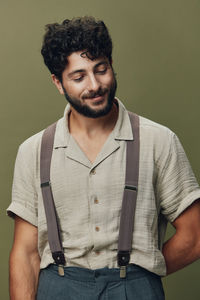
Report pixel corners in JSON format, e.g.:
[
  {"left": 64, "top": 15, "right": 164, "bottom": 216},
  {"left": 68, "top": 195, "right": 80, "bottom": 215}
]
[{"left": 65, "top": 51, "right": 109, "bottom": 72}]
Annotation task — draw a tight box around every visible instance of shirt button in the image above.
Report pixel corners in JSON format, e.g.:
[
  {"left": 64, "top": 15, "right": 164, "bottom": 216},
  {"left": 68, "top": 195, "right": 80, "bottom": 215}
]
[
  {"left": 94, "top": 199, "right": 99, "bottom": 204},
  {"left": 91, "top": 169, "right": 96, "bottom": 175},
  {"left": 95, "top": 226, "right": 100, "bottom": 232}
]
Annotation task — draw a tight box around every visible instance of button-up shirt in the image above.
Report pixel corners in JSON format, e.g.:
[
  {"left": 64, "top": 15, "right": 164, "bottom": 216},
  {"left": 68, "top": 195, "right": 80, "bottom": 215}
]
[{"left": 7, "top": 99, "right": 200, "bottom": 276}]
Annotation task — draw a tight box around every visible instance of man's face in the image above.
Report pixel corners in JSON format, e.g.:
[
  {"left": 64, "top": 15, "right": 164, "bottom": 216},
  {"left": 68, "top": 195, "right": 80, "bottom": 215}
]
[{"left": 53, "top": 51, "right": 117, "bottom": 118}]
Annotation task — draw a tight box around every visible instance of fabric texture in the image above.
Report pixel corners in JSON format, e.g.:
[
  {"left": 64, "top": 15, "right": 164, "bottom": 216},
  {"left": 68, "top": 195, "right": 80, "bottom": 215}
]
[
  {"left": 36, "top": 264, "right": 165, "bottom": 300},
  {"left": 7, "top": 98, "right": 200, "bottom": 276}
]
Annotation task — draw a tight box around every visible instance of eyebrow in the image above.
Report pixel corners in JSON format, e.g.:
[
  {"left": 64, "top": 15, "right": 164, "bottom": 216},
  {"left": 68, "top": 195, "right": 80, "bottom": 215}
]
[
  {"left": 67, "top": 69, "right": 85, "bottom": 78},
  {"left": 94, "top": 61, "right": 109, "bottom": 69},
  {"left": 67, "top": 60, "right": 109, "bottom": 78}
]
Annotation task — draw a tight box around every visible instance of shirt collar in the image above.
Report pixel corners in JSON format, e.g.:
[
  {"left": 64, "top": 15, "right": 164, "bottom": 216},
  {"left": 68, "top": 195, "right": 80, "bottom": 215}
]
[
  {"left": 54, "top": 98, "right": 133, "bottom": 149},
  {"left": 112, "top": 98, "right": 133, "bottom": 141}
]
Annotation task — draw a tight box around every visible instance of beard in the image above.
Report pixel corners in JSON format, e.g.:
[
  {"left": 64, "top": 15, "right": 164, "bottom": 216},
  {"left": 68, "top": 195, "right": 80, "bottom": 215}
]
[{"left": 62, "top": 72, "right": 117, "bottom": 118}]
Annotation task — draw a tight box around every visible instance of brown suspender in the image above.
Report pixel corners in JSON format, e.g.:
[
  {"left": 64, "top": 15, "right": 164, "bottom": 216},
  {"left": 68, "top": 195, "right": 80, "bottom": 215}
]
[
  {"left": 40, "top": 112, "right": 140, "bottom": 278},
  {"left": 40, "top": 122, "right": 66, "bottom": 273},
  {"left": 117, "top": 112, "right": 140, "bottom": 277}
]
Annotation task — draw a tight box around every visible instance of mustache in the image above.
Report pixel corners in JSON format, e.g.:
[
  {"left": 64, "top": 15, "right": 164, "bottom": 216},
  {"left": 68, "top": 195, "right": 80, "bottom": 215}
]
[{"left": 82, "top": 88, "right": 108, "bottom": 100}]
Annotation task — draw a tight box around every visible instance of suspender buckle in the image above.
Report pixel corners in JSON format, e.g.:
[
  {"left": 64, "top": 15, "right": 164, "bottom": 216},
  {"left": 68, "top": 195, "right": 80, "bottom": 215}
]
[
  {"left": 41, "top": 181, "right": 51, "bottom": 188},
  {"left": 125, "top": 185, "right": 137, "bottom": 191}
]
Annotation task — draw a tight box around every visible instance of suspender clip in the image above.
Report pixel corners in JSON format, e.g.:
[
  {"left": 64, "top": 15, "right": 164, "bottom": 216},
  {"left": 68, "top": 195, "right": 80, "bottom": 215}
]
[
  {"left": 52, "top": 251, "right": 66, "bottom": 276},
  {"left": 117, "top": 250, "right": 130, "bottom": 278},
  {"left": 58, "top": 265, "right": 65, "bottom": 276},
  {"left": 120, "top": 266, "right": 127, "bottom": 278}
]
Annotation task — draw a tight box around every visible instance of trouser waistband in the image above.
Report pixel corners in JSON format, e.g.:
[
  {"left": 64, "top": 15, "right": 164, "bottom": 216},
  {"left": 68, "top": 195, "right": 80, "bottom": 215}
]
[
  {"left": 45, "top": 263, "right": 160, "bottom": 282},
  {"left": 37, "top": 264, "right": 165, "bottom": 299}
]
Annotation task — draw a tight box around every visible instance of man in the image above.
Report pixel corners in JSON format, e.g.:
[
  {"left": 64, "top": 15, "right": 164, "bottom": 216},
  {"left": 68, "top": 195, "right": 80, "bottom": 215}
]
[{"left": 8, "top": 16, "right": 200, "bottom": 300}]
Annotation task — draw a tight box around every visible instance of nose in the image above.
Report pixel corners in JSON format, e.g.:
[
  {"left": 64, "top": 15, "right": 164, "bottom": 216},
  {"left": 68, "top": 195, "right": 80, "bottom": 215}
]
[{"left": 87, "top": 74, "right": 100, "bottom": 92}]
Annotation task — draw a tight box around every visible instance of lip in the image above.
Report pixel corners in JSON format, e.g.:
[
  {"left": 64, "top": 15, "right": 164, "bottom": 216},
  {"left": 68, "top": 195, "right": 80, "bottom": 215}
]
[
  {"left": 92, "top": 92, "right": 108, "bottom": 101},
  {"left": 83, "top": 91, "right": 108, "bottom": 103},
  {"left": 84, "top": 95, "right": 105, "bottom": 103},
  {"left": 91, "top": 95, "right": 104, "bottom": 101}
]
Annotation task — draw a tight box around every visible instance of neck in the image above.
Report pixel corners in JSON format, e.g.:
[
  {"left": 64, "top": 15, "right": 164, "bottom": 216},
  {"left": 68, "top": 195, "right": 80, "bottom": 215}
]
[{"left": 68, "top": 102, "right": 118, "bottom": 138}]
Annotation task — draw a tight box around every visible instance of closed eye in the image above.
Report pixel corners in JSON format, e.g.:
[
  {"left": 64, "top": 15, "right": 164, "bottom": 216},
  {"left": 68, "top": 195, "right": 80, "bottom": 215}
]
[
  {"left": 73, "top": 76, "right": 84, "bottom": 82},
  {"left": 96, "top": 68, "right": 107, "bottom": 75}
]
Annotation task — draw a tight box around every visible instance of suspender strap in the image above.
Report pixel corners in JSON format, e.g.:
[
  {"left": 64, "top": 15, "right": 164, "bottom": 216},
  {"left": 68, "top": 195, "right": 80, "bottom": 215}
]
[
  {"left": 117, "top": 112, "right": 140, "bottom": 277},
  {"left": 40, "top": 122, "right": 66, "bottom": 267},
  {"left": 40, "top": 111, "right": 140, "bottom": 277}
]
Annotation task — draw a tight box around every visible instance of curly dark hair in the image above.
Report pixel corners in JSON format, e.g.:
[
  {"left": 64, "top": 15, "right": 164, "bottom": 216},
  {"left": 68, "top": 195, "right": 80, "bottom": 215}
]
[{"left": 41, "top": 16, "right": 113, "bottom": 81}]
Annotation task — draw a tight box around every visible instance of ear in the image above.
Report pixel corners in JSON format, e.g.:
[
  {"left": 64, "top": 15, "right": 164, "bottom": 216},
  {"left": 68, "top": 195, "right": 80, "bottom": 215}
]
[{"left": 51, "top": 74, "right": 64, "bottom": 95}]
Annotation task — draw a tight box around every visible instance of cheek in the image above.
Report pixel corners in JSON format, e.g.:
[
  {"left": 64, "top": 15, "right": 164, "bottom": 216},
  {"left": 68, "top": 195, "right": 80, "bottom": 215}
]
[
  {"left": 65, "top": 84, "right": 84, "bottom": 97},
  {"left": 101, "top": 74, "right": 115, "bottom": 86}
]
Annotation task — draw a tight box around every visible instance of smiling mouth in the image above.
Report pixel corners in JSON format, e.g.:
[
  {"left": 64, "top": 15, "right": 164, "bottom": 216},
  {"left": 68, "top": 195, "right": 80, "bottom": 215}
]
[
  {"left": 82, "top": 88, "right": 108, "bottom": 101},
  {"left": 83, "top": 93, "right": 106, "bottom": 103},
  {"left": 87, "top": 95, "right": 108, "bottom": 105},
  {"left": 91, "top": 95, "right": 104, "bottom": 101}
]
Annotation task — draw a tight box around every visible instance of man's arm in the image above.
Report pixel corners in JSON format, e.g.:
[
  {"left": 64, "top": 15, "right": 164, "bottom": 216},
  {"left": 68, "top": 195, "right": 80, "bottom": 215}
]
[
  {"left": 9, "top": 216, "right": 40, "bottom": 300},
  {"left": 162, "top": 199, "right": 200, "bottom": 275}
]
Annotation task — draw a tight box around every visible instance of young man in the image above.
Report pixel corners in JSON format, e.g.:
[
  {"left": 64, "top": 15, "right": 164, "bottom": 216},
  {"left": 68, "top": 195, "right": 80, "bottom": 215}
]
[{"left": 8, "top": 16, "right": 200, "bottom": 300}]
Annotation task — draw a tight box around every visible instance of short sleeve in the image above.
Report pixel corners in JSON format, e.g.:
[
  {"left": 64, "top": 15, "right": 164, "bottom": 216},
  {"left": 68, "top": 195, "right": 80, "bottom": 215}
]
[
  {"left": 7, "top": 143, "right": 38, "bottom": 226},
  {"left": 157, "top": 132, "right": 200, "bottom": 222}
]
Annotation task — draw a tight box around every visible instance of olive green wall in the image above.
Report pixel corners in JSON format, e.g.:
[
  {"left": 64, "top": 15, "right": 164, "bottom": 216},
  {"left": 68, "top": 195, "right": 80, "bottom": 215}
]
[{"left": 1, "top": 0, "right": 200, "bottom": 299}]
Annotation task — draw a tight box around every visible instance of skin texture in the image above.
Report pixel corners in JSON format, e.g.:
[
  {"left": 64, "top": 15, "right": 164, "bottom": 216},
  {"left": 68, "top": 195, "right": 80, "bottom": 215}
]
[
  {"left": 52, "top": 51, "right": 119, "bottom": 163},
  {"left": 61, "top": 59, "right": 117, "bottom": 119},
  {"left": 52, "top": 51, "right": 116, "bottom": 119},
  {"left": 9, "top": 217, "right": 40, "bottom": 300},
  {"left": 9, "top": 51, "right": 200, "bottom": 299},
  {"left": 162, "top": 199, "right": 200, "bottom": 275}
]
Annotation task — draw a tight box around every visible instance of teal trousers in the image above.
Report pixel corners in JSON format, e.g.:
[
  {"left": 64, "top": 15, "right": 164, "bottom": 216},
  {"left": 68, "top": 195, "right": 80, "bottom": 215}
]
[{"left": 37, "top": 264, "right": 165, "bottom": 300}]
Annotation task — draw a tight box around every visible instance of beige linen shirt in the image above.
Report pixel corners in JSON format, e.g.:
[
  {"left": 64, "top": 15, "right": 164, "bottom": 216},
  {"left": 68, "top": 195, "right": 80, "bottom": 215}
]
[{"left": 7, "top": 99, "right": 200, "bottom": 276}]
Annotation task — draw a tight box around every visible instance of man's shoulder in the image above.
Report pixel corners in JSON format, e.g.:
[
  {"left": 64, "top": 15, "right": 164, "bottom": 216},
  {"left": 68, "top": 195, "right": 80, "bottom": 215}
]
[
  {"left": 120, "top": 101, "right": 174, "bottom": 139},
  {"left": 132, "top": 114, "right": 178, "bottom": 162},
  {"left": 137, "top": 114, "right": 175, "bottom": 139},
  {"left": 20, "top": 129, "right": 44, "bottom": 148},
  {"left": 118, "top": 99, "right": 175, "bottom": 144},
  {"left": 126, "top": 112, "right": 176, "bottom": 150},
  {"left": 18, "top": 117, "right": 62, "bottom": 154}
]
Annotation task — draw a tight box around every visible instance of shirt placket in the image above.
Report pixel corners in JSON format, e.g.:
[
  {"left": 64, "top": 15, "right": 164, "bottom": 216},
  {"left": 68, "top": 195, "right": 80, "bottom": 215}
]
[{"left": 88, "top": 165, "right": 106, "bottom": 267}]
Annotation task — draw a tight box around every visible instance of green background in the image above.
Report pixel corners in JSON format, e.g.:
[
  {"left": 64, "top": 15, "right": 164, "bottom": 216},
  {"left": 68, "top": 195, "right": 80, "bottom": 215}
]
[{"left": 1, "top": 0, "right": 200, "bottom": 299}]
